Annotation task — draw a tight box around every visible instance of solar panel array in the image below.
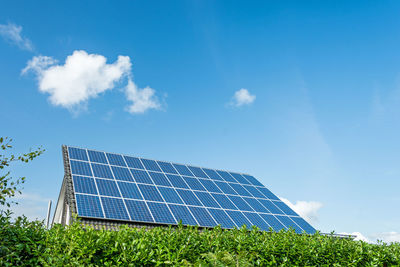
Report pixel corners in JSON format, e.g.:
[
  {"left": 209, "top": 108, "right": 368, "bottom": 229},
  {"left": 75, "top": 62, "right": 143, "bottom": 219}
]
[{"left": 66, "top": 146, "right": 316, "bottom": 234}]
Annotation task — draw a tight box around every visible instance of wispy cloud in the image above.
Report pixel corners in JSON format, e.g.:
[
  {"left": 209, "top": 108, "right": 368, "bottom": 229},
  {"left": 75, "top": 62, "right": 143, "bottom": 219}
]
[
  {"left": 10, "top": 192, "right": 51, "bottom": 221},
  {"left": 22, "top": 50, "right": 161, "bottom": 114},
  {"left": 230, "top": 88, "right": 256, "bottom": 107},
  {"left": 281, "top": 197, "right": 323, "bottom": 223},
  {"left": 0, "top": 22, "right": 33, "bottom": 51}
]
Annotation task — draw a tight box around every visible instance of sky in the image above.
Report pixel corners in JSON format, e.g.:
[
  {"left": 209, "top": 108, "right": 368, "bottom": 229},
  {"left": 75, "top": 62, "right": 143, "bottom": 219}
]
[{"left": 1, "top": 0, "right": 400, "bottom": 243}]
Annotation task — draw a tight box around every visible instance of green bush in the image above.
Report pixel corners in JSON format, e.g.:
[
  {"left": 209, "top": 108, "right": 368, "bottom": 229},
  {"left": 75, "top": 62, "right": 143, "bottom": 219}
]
[{"left": 0, "top": 212, "right": 399, "bottom": 266}]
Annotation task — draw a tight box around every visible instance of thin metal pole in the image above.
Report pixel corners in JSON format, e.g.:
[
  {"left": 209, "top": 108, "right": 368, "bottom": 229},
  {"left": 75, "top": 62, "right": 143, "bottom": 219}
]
[{"left": 46, "top": 200, "right": 52, "bottom": 229}]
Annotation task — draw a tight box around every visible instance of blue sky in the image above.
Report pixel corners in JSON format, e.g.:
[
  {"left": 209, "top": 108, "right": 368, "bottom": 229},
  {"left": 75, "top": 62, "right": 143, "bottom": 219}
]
[{"left": 1, "top": 0, "right": 400, "bottom": 242}]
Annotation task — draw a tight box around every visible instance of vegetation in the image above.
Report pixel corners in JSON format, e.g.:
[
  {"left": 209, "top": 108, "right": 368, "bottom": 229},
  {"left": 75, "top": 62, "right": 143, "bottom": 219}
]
[{"left": 0, "top": 213, "right": 399, "bottom": 266}]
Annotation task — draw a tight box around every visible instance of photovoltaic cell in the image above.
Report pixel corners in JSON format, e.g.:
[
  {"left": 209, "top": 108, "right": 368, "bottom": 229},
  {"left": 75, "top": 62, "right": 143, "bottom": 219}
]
[
  {"left": 101, "top": 197, "right": 130, "bottom": 220},
  {"left": 130, "top": 169, "right": 153, "bottom": 184},
  {"left": 141, "top": 159, "right": 162, "bottom": 172},
  {"left": 189, "top": 207, "right": 217, "bottom": 227},
  {"left": 67, "top": 146, "right": 317, "bottom": 234},
  {"left": 68, "top": 147, "right": 88, "bottom": 161},
  {"left": 194, "top": 191, "right": 220, "bottom": 208},
  {"left": 187, "top": 166, "right": 209, "bottom": 178},
  {"left": 70, "top": 160, "right": 92, "bottom": 176},
  {"left": 202, "top": 168, "right": 224, "bottom": 181},
  {"left": 91, "top": 163, "right": 114, "bottom": 179},
  {"left": 148, "top": 171, "right": 171, "bottom": 187},
  {"left": 117, "top": 182, "right": 142, "bottom": 200},
  {"left": 157, "top": 187, "right": 183, "bottom": 204},
  {"left": 75, "top": 194, "right": 104, "bottom": 218},
  {"left": 87, "top": 150, "right": 108, "bottom": 164},
  {"left": 225, "top": 210, "right": 251, "bottom": 229},
  {"left": 125, "top": 200, "right": 153, "bottom": 222},
  {"left": 208, "top": 209, "right": 236, "bottom": 228},
  {"left": 172, "top": 164, "right": 193, "bottom": 176},
  {"left": 212, "top": 194, "right": 238, "bottom": 210},
  {"left": 166, "top": 174, "right": 188, "bottom": 189},
  {"left": 168, "top": 204, "right": 197, "bottom": 225},
  {"left": 147, "top": 202, "right": 176, "bottom": 224},
  {"left": 137, "top": 184, "right": 164, "bottom": 202},
  {"left": 182, "top": 176, "right": 206, "bottom": 191},
  {"left": 111, "top": 166, "right": 134, "bottom": 182},
  {"left": 176, "top": 189, "right": 202, "bottom": 206},
  {"left": 106, "top": 153, "right": 126, "bottom": 167},
  {"left": 73, "top": 176, "right": 98, "bottom": 195},
  {"left": 229, "top": 173, "right": 250, "bottom": 185},
  {"left": 157, "top": 161, "right": 178, "bottom": 174},
  {"left": 96, "top": 178, "right": 121, "bottom": 197},
  {"left": 124, "top": 156, "right": 144, "bottom": 169}
]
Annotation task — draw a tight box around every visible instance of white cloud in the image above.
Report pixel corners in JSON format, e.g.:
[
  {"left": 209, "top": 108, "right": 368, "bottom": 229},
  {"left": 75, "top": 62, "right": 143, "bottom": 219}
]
[
  {"left": 231, "top": 88, "right": 256, "bottom": 107},
  {"left": 371, "top": 232, "right": 400, "bottom": 243},
  {"left": 281, "top": 197, "right": 323, "bottom": 223},
  {"left": 22, "top": 50, "right": 161, "bottom": 114},
  {"left": 10, "top": 192, "right": 51, "bottom": 221},
  {"left": 125, "top": 78, "right": 161, "bottom": 114},
  {"left": 0, "top": 22, "right": 33, "bottom": 51},
  {"left": 340, "top": 232, "right": 371, "bottom": 243}
]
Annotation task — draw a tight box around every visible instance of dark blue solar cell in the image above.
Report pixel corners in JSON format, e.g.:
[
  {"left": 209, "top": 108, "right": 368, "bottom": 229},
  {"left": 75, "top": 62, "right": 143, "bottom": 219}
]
[
  {"left": 243, "top": 185, "right": 265, "bottom": 198},
  {"left": 172, "top": 164, "right": 194, "bottom": 176},
  {"left": 182, "top": 176, "right": 206, "bottom": 191},
  {"left": 157, "top": 161, "right": 178, "bottom": 174},
  {"left": 147, "top": 202, "right": 176, "bottom": 224},
  {"left": 124, "top": 156, "right": 145, "bottom": 169},
  {"left": 229, "top": 173, "right": 251, "bottom": 184},
  {"left": 176, "top": 189, "right": 202, "bottom": 206},
  {"left": 188, "top": 207, "right": 217, "bottom": 227},
  {"left": 208, "top": 209, "right": 236, "bottom": 228},
  {"left": 117, "top": 181, "right": 142, "bottom": 200},
  {"left": 211, "top": 194, "right": 238, "bottom": 210},
  {"left": 194, "top": 192, "right": 220, "bottom": 208},
  {"left": 243, "top": 197, "right": 269, "bottom": 213},
  {"left": 198, "top": 179, "right": 222, "bottom": 193},
  {"left": 141, "top": 159, "right": 162, "bottom": 172},
  {"left": 87, "top": 150, "right": 108, "bottom": 164},
  {"left": 70, "top": 160, "right": 93, "bottom": 176},
  {"left": 168, "top": 204, "right": 197, "bottom": 225},
  {"left": 202, "top": 168, "right": 224, "bottom": 181},
  {"left": 273, "top": 201, "right": 298, "bottom": 216},
  {"left": 243, "top": 212, "right": 270, "bottom": 231},
  {"left": 166, "top": 174, "right": 189, "bottom": 189},
  {"left": 242, "top": 174, "right": 264, "bottom": 186},
  {"left": 111, "top": 166, "right": 134, "bottom": 182},
  {"left": 68, "top": 147, "right": 88, "bottom": 161},
  {"left": 101, "top": 197, "right": 130, "bottom": 220},
  {"left": 225, "top": 210, "right": 251, "bottom": 229},
  {"left": 290, "top": 217, "right": 316, "bottom": 234},
  {"left": 125, "top": 200, "right": 153, "bottom": 222},
  {"left": 229, "top": 183, "right": 252, "bottom": 197},
  {"left": 95, "top": 178, "right": 121, "bottom": 197},
  {"left": 75, "top": 194, "right": 104, "bottom": 218},
  {"left": 258, "top": 199, "right": 284, "bottom": 215},
  {"left": 228, "top": 196, "right": 253, "bottom": 211},
  {"left": 187, "top": 166, "right": 209, "bottom": 178},
  {"left": 91, "top": 163, "right": 113, "bottom": 179},
  {"left": 106, "top": 153, "right": 126, "bottom": 167},
  {"left": 257, "top": 187, "right": 280, "bottom": 200},
  {"left": 73, "top": 176, "right": 97, "bottom": 195},
  {"left": 276, "top": 216, "right": 303, "bottom": 233},
  {"left": 258, "top": 214, "right": 287, "bottom": 232},
  {"left": 216, "top": 170, "right": 237, "bottom": 182},
  {"left": 137, "top": 184, "right": 164, "bottom": 202},
  {"left": 157, "top": 187, "right": 183, "bottom": 204},
  {"left": 214, "top": 181, "right": 237, "bottom": 195},
  {"left": 130, "top": 169, "right": 153, "bottom": 184},
  {"left": 148, "top": 171, "right": 171, "bottom": 186}
]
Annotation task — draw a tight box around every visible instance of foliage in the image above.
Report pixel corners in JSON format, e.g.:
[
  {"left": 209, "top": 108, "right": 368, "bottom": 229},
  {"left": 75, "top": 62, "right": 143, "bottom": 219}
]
[
  {"left": 0, "top": 214, "right": 399, "bottom": 266},
  {"left": 0, "top": 137, "right": 44, "bottom": 207}
]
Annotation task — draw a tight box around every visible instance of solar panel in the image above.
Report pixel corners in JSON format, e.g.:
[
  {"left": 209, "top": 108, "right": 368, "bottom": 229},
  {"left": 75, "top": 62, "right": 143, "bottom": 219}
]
[{"left": 66, "top": 146, "right": 317, "bottom": 234}]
